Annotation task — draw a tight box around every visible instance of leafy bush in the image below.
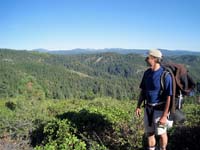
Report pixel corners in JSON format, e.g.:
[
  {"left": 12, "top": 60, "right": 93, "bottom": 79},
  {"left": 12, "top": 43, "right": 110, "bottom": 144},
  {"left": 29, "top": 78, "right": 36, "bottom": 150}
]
[
  {"left": 35, "top": 119, "right": 87, "bottom": 150},
  {"left": 30, "top": 99, "right": 145, "bottom": 149},
  {"left": 183, "top": 103, "right": 200, "bottom": 126},
  {"left": 1, "top": 97, "right": 200, "bottom": 150}
]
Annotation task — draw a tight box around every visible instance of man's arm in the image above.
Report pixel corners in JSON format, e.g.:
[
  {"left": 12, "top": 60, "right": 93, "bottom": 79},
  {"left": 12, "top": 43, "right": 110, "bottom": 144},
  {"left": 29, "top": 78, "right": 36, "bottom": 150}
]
[
  {"left": 135, "top": 90, "right": 145, "bottom": 117},
  {"left": 159, "top": 72, "right": 173, "bottom": 124},
  {"left": 137, "top": 90, "right": 145, "bottom": 108},
  {"left": 159, "top": 95, "right": 171, "bottom": 124}
]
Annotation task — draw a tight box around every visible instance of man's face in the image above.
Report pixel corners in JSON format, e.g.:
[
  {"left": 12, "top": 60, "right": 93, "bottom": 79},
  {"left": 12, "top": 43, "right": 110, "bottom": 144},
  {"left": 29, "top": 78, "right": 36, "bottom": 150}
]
[{"left": 145, "top": 55, "right": 156, "bottom": 67}]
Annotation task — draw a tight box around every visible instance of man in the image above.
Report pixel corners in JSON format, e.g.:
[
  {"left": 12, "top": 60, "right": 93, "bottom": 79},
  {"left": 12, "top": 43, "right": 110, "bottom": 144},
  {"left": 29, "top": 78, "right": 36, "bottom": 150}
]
[{"left": 135, "top": 49, "right": 172, "bottom": 150}]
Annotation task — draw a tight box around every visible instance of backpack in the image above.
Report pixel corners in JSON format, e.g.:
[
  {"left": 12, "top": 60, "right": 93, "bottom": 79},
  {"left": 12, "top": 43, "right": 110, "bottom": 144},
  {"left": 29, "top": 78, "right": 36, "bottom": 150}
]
[{"left": 160, "top": 62, "right": 196, "bottom": 123}]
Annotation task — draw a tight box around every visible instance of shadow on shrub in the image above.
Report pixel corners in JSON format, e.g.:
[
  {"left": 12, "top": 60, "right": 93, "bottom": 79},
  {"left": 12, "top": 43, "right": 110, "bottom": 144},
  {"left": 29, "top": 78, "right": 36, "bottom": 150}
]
[
  {"left": 56, "top": 109, "right": 113, "bottom": 133},
  {"left": 56, "top": 109, "right": 117, "bottom": 148},
  {"left": 29, "top": 119, "right": 46, "bottom": 147},
  {"left": 30, "top": 109, "right": 144, "bottom": 149},
  {"left": 168, "top": 126, "right": 200, "bottom": 150},
  {"left": 56, "top": 109, "right": 133, "bottom": 149}
]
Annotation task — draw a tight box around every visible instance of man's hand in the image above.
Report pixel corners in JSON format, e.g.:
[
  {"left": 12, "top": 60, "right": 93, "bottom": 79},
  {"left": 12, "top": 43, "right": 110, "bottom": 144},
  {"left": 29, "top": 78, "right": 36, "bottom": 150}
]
[
  {"left": 135, "top": 108, "right": 142, "bottom": 117},
  {"left": 159, "top": 116, "right": 168, "bottom": 125}
]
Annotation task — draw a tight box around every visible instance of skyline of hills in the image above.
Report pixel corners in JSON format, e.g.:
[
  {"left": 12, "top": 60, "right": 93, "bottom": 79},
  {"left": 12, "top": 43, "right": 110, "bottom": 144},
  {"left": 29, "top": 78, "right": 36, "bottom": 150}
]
[{"left": 32, "top": 48, "right": 200, "bottom": 56}]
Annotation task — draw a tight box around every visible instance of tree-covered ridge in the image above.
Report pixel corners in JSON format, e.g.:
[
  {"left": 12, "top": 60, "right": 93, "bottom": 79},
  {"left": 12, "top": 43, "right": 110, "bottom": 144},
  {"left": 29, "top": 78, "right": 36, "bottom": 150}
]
[{"left": 0, "top": 49, "right": 200, "bottom": 100}]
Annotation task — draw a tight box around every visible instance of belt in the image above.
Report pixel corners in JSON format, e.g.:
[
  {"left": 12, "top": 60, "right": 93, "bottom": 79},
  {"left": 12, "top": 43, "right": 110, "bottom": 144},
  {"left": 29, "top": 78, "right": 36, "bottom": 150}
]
[
  {"left": 147, "top": 101, "right": 165, "bottom": 107},
  {"left": 146, "top": 102, "right": 166, "bottom": 111}
]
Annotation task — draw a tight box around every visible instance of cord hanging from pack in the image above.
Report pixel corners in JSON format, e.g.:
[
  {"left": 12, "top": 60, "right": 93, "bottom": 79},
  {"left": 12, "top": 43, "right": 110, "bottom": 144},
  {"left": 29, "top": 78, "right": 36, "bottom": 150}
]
[{"left": 178, "top": 90, "right": 183, "bottom": 109}]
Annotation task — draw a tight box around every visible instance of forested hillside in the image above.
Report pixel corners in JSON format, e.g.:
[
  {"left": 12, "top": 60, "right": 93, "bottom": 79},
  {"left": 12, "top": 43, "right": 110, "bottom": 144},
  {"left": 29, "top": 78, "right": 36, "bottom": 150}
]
[{"left": 1, "top": 49, "right": 200, "bottom": 100}]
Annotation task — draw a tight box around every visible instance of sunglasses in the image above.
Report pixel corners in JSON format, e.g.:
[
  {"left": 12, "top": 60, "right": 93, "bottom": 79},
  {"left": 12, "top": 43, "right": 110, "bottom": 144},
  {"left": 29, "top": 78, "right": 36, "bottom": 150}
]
[{"left": 145, "top": 56, "right": 151, "bottom": 61}]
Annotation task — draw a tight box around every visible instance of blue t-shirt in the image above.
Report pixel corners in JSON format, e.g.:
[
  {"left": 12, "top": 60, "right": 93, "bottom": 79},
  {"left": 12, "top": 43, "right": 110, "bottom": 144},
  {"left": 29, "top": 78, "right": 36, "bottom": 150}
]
[{"left": 140, "top": 67, "right": 172, "bottom": 104}]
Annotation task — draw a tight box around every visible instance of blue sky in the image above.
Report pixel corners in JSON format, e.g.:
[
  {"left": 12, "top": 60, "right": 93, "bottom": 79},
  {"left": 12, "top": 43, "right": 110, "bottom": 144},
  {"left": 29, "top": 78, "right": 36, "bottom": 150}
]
[{"left": 0, "top": 0, "right": 200, "bottom": 51}]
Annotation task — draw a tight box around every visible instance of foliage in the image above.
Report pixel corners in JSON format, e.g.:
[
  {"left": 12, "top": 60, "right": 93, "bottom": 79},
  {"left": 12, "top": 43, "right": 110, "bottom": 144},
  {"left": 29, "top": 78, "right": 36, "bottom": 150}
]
[
  {"left": 35, "top": 119, "right": 87, "bottom": 150},
  {"left": 167, "top": 100, "right": 200, "bottom": 150},
  {"left": 0, "top": 96, "right": 200, "bottom": 149},
  {"left": 0, "top": 49, "right": 145, "bottom": 100},
  {"left": 1, "top": 49, "right": 200, "bottom": 100},
  {"left": 1, "top": 49, "right": 200, "bottom": 149}
]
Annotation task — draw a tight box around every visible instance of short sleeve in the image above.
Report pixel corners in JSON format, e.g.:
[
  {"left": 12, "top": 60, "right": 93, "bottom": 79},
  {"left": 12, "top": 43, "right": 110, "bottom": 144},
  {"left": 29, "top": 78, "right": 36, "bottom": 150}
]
[
  {"left": 164, "top": 73, "right": 173, "bottom": 96},
  {"left": 139, "top": 69, "right": 151, "bottom": 90}
]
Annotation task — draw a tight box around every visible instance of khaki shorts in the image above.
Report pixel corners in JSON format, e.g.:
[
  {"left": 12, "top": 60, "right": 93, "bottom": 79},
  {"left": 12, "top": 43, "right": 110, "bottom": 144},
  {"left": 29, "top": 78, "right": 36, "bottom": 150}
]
[{"left": 144, "top": 108, "right": 168, "bottom": 135}]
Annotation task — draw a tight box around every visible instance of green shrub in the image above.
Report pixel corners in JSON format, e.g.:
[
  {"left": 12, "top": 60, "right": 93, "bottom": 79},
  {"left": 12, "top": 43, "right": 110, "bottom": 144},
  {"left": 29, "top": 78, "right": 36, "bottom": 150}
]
[
  {"left": 1, "top": 97, "right": 200, "bottom": 150},
  {"left": 34, "top": 119, "right": 86, "bottom": 150}
]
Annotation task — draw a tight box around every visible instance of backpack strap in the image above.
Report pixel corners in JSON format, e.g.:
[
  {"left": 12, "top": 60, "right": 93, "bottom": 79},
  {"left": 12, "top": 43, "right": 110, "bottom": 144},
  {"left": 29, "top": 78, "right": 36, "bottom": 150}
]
[
  {"left": 160, "top": 70, "right": 170, "bottom": 95},
  {"left": 160, "top": 66, "right": 176, "bottom": 113}
]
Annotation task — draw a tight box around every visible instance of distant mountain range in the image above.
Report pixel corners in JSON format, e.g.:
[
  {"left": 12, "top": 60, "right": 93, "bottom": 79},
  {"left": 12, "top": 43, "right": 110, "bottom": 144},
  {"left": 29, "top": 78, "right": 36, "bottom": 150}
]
[{"left": 32, "top": 48, "right": 200, "bottom": 56}]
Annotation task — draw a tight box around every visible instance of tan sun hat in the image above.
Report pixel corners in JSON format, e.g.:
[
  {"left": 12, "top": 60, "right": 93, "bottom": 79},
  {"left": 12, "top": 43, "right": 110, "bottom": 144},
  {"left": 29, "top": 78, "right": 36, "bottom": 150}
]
[{"left": 147, "top": 49, "right": 162, "bottom": 58}]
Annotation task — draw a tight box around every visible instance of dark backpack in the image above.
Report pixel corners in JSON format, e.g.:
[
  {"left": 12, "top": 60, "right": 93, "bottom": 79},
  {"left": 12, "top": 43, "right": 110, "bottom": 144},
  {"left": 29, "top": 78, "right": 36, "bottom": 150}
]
[{"left": 160, "top": 63, "right": 196, "bottom": 123}]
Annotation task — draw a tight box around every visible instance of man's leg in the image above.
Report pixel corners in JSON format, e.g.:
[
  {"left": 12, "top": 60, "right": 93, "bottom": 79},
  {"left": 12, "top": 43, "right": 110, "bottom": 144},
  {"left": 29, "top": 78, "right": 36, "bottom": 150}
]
[
  {"left": 144, "top": 108, "right": 156, "bottom": 150},
  {"left": 147, "top": 132, "right": 156, "bottom": 150},
  {"left": 154, "top": 110, "right": 168, "bottom": 150},
  {"left": 159, "top": 132, "right": 168, "bottom": 150}
]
